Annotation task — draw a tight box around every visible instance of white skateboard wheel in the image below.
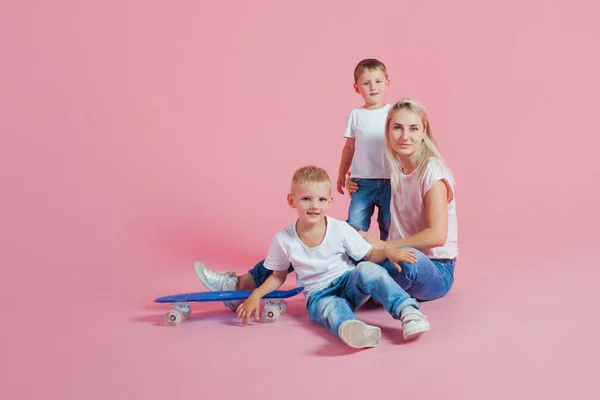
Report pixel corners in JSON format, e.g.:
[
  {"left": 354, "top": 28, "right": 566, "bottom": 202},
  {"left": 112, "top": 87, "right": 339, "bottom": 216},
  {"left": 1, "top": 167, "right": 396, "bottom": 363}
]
[{"left": 165, "top": 309, "right": 183, "bottom": 326}]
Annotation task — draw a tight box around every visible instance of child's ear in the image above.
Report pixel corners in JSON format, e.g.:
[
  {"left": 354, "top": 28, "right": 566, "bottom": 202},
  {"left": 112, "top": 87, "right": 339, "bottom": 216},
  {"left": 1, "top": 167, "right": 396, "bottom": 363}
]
[
  {"left": 353, "top": 83, "right": 359, "bottom": 93},
  {"left": 287, "top": 193, "right": 294, "bottom": 208}
]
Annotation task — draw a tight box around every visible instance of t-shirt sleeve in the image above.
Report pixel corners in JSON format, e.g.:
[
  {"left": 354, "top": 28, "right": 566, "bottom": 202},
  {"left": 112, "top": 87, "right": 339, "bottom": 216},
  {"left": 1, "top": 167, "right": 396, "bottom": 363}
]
[
  {"left": 343, "top": 110, "right": 356, "bottom": 139},
  {"left": 421, "top": 158, "right": 455, "bottom": 202},
  {"left": 263, "top": 233, "right": 291, "bottom": 271},
  {"left": 341, "top": 222, "right": 372, "bottom": 260}
]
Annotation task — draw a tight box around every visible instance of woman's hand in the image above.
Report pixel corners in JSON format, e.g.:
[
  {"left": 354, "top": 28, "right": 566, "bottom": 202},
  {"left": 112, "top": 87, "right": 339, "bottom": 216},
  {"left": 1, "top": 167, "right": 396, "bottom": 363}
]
[{"left": 360, "top": 230, "right": 386, "bottom": 249}]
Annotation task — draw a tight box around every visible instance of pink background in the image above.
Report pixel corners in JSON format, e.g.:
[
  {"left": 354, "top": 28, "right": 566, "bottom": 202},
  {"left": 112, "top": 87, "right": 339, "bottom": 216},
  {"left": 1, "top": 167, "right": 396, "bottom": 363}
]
[{"left": 1, "top": 1, "right": 598, "bottom": 399}]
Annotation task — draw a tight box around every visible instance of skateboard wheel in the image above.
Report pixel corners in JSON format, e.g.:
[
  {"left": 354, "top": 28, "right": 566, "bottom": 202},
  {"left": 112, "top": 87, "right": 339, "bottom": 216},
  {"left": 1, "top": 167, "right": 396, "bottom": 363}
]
[
  {"left": 165, "top": 309, "right": 183, "bottom": 326},
  {"left": 278, "top": 300, "right": 287, "bottom": 314},
  {"left": 262, "top": 301, "right": 286, "bottom": 323}
]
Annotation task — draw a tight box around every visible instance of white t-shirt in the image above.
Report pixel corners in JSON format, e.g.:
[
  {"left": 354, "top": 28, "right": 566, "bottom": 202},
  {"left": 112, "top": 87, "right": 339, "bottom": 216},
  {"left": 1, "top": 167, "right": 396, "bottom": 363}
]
[
  {"left": 263, "top": 216, "right": 372, "bottom": 296},
  {"left": 388, "top": 158, "right": 459, "bottom": 260},
  {"left": 344, "top": 104, "right": 392, "bottom": 179}
]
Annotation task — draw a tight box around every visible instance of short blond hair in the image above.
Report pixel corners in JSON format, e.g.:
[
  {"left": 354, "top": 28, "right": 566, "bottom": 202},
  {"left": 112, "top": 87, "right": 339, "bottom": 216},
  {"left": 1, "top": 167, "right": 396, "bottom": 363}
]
[
  {"left": 291, "top": 165, "right": 331, "bottom": 188},
  {"left": 354, "top": 58, "right": 388, "bottom": 83}
]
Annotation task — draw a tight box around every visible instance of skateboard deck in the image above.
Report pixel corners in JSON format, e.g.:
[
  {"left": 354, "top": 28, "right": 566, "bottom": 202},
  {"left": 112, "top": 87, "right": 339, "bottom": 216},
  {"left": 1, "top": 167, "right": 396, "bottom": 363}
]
[
  {"left": 154, "top": 287, "right": 304, "bottom": 303},
  {"left": 155, "top": 287, "right": 304, "bottom": 326}
]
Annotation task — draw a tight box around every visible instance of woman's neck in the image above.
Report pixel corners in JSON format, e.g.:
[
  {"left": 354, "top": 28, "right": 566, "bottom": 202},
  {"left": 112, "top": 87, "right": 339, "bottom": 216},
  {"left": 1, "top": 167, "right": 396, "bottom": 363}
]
[{"left": 399, "top": 154, "right": 419, "bottom": 175}]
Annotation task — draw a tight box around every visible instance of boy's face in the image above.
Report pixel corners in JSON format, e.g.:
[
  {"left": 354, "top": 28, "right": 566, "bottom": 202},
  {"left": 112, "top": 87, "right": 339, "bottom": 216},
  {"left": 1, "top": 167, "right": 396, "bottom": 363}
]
[
  {"left": 354, "top": 68, "right": 389, "bottom": 107},
  {"left": 388, "top": 109, "right": 426, "bottom": 158},
  {"left": 287, "top": 182, "right": 333, "bottom": 226}
]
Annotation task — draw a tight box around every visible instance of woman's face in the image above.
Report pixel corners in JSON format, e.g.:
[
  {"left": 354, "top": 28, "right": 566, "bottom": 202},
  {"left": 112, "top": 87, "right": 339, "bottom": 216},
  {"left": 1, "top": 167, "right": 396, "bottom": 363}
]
[{"left": 388, "top": 109, "right": 426, "bottom": 158}]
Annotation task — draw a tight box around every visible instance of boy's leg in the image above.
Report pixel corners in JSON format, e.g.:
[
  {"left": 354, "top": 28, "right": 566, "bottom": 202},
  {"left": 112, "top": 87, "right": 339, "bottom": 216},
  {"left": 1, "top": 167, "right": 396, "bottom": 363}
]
[
  {"left": 376, "top": 179, "right": 391, "bottom": 240},
  {"left": 194, "top": 260, "right": 294, "bottom": 311},
  {"left": 380, "top": 248, "right": 455, "bottom": 301},
  {"left": 342, "top": 261, "right": 430, "bottom": 340},
  {"left": 347, "top": 179, "right": 377, "bottom": 233},
  {"left": 364, "top": 178, "right": 391, "bottom": 309},
  {"left": 307, "top": 274, "right": 381, "bottom": 348},
  {"left": 248, "top": 259, "right": 294, "bottom": 288}
]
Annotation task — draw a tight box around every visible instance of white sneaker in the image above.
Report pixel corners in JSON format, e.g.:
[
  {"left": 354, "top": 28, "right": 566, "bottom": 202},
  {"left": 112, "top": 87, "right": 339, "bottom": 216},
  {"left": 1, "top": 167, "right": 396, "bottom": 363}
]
[
  {"left": 338, "top": 320, "right": 381, "bottom": 348},
  {"left": 400, "top": 306, "right": 430, "bottom": 340},
  {"left": 193, "top": 261, "right": 241, "bottom": 311}
]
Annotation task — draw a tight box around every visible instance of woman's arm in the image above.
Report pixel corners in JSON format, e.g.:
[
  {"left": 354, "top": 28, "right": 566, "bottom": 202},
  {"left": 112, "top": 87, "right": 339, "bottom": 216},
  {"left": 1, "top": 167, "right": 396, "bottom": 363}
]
[{"left": 363, "top": 180, "right": 449, "bottom": 251}]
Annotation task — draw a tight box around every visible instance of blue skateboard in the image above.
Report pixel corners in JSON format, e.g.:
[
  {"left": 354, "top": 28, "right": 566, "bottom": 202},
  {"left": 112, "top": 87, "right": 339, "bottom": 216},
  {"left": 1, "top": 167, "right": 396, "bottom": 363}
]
[{"left": 155, "top": 287, "right": 304, "bottom": 326}]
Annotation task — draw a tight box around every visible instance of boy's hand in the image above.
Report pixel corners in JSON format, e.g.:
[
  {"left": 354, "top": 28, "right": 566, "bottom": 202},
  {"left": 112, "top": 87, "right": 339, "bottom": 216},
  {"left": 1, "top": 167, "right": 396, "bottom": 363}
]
[
  {"left": 337, "top": 171, "right": 351, "bottom": 195},
  {"left": 345, "top": 176, "right": 359, "bottom": 195},
  {"left": 385, "top": 248, "right": 417, "bottom": 271},
  {"left": 236, "top": 291, "right": 261, "bottom": 325},
  {"left": 360, "top": 230, "right": 385, "bottom": 249},
  {"left": 337, "top": 174, "right": 346, "bottom": 194}
]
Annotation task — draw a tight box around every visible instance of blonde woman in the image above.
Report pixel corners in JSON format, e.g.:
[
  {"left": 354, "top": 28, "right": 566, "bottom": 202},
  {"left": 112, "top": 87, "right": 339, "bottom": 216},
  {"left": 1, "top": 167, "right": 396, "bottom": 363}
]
[{"left": 351, "top": 98, "right": 458, "bottom": 301}]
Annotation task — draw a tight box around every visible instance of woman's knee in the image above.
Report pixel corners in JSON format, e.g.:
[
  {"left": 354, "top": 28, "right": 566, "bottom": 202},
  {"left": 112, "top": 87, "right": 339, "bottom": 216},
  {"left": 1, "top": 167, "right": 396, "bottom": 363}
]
[{"left": 397, "top": 247, "right": 428, "bottom": 275}]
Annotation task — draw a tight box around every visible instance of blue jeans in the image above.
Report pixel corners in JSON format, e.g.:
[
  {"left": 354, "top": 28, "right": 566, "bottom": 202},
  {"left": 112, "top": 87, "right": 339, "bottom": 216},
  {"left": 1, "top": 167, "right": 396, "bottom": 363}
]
[
  {"left": 306, "top": 261, "right": 418, "bottom": 337},
  {"left": 380, "top": 248, "right": 455, "bottom": 301},
  {"left": 248, "top": 248, "right": 455, "bottom": 302},
  {"left": 347, "top": 178, "right": 391, "bottom": 240}
]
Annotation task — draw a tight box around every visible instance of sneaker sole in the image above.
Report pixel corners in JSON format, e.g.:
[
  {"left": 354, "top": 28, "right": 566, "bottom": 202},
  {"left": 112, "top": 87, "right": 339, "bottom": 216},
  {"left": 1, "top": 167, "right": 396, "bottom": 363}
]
[{"left": 339, "top": 320, "right": 381, "bottom": 348}]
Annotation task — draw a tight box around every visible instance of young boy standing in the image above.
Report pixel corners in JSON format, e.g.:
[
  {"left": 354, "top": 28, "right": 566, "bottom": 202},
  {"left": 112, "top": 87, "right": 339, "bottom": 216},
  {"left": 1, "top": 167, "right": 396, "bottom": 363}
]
[{"left": 337, "top": 58, "right": 392, "bottom": 240}]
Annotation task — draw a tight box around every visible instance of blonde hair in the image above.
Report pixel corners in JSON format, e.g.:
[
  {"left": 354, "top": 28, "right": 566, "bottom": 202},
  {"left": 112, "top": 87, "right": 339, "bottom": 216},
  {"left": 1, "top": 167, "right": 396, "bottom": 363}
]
[
  {"left": 384, "top": 98, "right": 454, "bottom": 194},
  {"left": 291, "top": 165, "right": 331, "bottom": 188},
  {"left": 354, "top": 58, "right": 388, "bottom": 83}
]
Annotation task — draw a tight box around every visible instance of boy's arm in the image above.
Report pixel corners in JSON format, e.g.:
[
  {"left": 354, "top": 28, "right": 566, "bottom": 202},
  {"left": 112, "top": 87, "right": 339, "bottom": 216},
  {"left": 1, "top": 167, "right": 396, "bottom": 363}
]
[
  {"left": 237, "top": 269, "right": 288, "bottom": 325},
  {"left": 337, "top": 138, "right": 355, "bottom": 194},
  {"left": 253, "top": 269, "right": 288, "bottom": 297},
  {"left": 363, "top": 247, "right": 417, "bottom": 268},
  {"left": 363, "top": 247, "right": 387, "bottom": 264}
]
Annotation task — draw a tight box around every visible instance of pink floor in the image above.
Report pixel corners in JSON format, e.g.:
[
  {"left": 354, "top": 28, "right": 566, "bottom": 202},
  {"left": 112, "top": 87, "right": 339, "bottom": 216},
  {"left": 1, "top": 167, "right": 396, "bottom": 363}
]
[{"left": 9, "top": 232, "right": 596, "bottom": 399}]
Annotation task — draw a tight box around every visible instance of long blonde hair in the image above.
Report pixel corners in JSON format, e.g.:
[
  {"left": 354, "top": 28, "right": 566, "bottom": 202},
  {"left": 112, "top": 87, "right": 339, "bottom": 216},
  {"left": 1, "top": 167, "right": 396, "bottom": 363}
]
[{"left": 384, "top": 98, "right": 454, "bottom": 194}]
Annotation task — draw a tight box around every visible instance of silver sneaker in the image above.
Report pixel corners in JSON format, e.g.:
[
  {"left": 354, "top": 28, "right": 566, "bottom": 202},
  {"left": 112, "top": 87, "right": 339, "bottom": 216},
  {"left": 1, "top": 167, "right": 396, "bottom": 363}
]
[
  {"left": 400, "top": 306, "right": 430, "bottom": 340},
  {"left": 338, "top": 320, "right": 381, "bottom": 348},
  {"left": 194, "top": 261, "right": 241, "bottom": 311}
]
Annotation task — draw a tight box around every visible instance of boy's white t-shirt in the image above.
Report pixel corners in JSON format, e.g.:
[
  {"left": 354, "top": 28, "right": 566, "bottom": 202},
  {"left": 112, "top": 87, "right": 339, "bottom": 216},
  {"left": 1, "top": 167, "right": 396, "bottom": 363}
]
[
  {"left": 388, "top": 158, "right": 459, "bottom": 260},
  {"left": 344, "top": 104, "right": 392, "bottom": 179},
  {"left": 263, "top": 216, "right": 372, "bottom": 296}
]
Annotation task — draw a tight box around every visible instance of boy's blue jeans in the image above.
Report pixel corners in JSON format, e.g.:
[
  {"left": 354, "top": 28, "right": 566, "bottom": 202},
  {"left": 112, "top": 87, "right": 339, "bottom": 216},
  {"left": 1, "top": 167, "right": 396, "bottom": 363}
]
[
  {"left": 347, "top": 178, "right": 391, "bottom": 240},
  {"left": 248, "top": 248, "right": 455, "bottom": 302},
  {"left": 306, "top": 261, "right": 418, "bottom": 337}
]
